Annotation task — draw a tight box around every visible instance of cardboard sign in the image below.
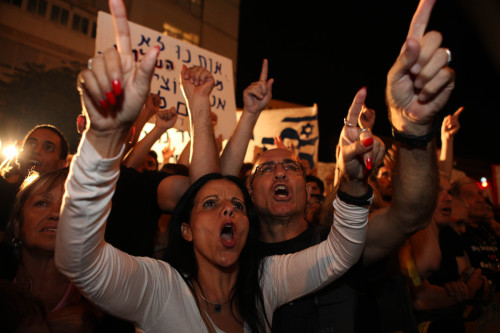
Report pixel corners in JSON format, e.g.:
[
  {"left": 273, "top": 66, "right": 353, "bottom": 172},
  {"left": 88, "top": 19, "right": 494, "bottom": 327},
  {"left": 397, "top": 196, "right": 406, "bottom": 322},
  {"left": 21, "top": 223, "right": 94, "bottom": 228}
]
[{"left": 95, "top": 11, "right": 236, "bottom": 139}]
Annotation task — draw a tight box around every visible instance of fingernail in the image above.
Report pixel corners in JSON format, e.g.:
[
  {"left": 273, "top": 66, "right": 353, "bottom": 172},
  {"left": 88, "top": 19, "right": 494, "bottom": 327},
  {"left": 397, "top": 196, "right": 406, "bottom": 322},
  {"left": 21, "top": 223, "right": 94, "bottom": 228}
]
[
  {"left": 112, "top": 80, "right": 122, "bottom": 95},
  {"left": 99, "top": 99, "right": 108, "bottom": 108},
  {"left": 105, "top": 91, "right": 116, "bottom": 106},
  {"left": 365, "top": 156, "right": 372, "bottom": 170},
  {"left": 362, "top": 137, "right": 373, "bottom": 147}
]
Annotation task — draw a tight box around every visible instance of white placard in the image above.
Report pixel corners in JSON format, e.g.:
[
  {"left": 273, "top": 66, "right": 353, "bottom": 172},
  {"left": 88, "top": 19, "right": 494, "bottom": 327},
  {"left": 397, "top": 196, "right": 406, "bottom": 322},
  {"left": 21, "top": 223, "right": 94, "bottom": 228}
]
[{"left": 95, "top": 11, "right": 236, "bottom": 139}]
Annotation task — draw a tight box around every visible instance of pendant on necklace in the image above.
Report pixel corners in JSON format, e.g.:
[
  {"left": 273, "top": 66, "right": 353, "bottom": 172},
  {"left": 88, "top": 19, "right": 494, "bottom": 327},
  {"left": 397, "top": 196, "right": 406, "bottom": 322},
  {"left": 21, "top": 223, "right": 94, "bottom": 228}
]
[{"left": 213, "top": 303, "right": 223, "bottom": 313}]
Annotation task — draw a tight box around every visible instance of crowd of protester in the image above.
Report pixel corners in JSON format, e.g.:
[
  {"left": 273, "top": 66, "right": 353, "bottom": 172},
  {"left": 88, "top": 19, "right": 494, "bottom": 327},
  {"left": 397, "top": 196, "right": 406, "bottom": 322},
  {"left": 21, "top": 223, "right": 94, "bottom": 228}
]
[{"left": 1, "top": 0, "right": 499, "bottom": 332}]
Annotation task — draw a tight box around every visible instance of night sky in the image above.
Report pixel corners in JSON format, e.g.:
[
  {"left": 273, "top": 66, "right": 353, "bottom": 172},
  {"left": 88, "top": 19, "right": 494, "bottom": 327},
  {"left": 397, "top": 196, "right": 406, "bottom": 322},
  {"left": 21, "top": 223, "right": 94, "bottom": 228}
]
[{"left": 235, "top": 0, "right": 500, "bottom": 178}]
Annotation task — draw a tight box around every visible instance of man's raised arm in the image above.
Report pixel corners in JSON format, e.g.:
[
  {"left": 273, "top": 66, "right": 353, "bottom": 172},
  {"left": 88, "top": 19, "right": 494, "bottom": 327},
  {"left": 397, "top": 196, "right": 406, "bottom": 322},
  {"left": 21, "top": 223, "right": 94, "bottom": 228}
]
[
  {"left": 363, "top": 0, "right": 455, "bottom": 266},
  {"left": 220, "top": 59, "right": 273, "bottom": 175}
]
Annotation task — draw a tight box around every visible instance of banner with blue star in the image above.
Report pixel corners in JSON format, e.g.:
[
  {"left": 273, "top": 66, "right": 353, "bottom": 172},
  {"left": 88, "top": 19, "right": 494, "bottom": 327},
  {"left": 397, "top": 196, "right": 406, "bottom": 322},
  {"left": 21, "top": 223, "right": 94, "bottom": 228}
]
[{"left": 237, "top": 104, "right": 319, "bottom": 168}]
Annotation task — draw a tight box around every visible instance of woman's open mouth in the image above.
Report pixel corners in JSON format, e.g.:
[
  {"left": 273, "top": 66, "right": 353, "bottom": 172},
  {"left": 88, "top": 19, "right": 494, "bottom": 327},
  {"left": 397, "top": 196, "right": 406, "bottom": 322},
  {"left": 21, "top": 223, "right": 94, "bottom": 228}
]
[{"left": 220, "top": 222, "right": 236, "bottom": 248}]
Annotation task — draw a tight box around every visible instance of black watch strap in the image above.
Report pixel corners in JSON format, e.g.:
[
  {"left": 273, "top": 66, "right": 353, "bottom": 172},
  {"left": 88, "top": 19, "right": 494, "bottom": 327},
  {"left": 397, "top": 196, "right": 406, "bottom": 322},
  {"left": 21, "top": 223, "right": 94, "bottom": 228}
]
[{"left": 391, "top": 121, "right": 439, "bottom": 148}]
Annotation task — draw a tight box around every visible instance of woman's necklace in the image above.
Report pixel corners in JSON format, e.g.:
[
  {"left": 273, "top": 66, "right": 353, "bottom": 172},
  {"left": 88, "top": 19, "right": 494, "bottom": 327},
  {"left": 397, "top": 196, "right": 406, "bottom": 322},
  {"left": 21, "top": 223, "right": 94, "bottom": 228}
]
[
  {"left": 194, "top": 282, "right": 230, "bottom": 313},
  {"left": 198, "top": 292, "right": 230, "bottom": 313}
]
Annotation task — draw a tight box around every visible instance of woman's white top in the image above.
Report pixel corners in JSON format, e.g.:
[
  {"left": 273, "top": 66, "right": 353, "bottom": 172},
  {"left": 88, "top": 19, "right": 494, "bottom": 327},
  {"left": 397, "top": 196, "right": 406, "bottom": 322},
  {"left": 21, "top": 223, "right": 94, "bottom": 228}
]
[{"left": 55, "top": 133, "right": 369, "bottom": 332}]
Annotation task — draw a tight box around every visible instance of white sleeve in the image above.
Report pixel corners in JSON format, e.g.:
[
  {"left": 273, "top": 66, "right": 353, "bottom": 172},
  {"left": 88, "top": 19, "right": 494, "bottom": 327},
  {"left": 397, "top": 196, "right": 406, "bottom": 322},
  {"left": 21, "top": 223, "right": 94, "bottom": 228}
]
[
  {"left": 261, "top": 197, "right": 369, "bottom": 314},
  {"left": 54, "top": 133, "right": 173, "bottom": 328}
]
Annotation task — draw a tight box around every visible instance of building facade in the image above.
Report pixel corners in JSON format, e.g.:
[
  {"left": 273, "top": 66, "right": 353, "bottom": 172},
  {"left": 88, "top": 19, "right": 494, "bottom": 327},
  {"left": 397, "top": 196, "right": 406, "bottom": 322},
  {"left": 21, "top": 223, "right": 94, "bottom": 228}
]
[{"left": 0, "top": 0, "right": 240, "bottom": 79}]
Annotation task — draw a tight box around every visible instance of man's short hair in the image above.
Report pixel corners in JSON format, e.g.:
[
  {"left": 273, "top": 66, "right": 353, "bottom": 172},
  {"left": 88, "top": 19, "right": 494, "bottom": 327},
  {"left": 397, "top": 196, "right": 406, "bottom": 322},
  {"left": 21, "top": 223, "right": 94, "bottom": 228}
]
[{"left": 23, "top": 124, "right": 69, "bottom": 160}]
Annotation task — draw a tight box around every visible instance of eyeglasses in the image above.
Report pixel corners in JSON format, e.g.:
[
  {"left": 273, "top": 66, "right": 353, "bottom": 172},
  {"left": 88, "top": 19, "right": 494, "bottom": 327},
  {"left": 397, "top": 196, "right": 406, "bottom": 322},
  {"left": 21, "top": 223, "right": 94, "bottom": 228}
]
[{"left": 251, "top": 160, "right": 302, "bottom": 182}]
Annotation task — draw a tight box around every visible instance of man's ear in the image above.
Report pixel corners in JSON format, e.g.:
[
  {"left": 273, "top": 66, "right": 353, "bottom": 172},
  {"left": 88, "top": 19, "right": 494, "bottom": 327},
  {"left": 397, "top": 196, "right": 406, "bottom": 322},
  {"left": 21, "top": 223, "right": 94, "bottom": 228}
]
[{"left": 181, "top": 223, "right": 193, "bottom": 242}]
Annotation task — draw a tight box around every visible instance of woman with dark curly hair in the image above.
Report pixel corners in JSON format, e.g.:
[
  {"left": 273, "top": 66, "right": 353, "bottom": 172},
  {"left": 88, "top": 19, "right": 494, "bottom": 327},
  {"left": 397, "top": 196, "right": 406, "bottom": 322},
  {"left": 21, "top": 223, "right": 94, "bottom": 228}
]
[{"left": 55, "top": 1, "right": 372, "bottom": 332}]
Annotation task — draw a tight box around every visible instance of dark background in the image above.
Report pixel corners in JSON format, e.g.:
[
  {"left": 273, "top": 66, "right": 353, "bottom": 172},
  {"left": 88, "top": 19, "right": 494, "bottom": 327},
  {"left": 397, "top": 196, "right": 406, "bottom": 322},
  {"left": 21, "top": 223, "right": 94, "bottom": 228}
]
[{"left": 235, "top": 0, "right": 500, "bottom": 179}]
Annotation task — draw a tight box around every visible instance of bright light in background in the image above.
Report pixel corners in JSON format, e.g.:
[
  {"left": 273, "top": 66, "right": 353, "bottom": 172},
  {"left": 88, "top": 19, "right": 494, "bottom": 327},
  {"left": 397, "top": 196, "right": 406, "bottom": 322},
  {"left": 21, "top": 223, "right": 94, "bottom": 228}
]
[
  {"left": 0, "top": 143, "right": 19, "bottom": 170},
  {"left": 2, "top": 145, "right": 18, "bottom": 160},
  {"left": 480, "top": 177, "right": 489, "bottom": 188}
]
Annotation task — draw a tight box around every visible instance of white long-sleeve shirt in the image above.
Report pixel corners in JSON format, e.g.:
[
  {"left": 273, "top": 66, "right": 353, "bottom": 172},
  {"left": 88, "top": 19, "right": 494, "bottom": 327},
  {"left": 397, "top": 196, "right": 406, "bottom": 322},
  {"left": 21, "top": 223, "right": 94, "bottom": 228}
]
[{"left": 55, "top": 133, "right": 369, "bottom": 333}]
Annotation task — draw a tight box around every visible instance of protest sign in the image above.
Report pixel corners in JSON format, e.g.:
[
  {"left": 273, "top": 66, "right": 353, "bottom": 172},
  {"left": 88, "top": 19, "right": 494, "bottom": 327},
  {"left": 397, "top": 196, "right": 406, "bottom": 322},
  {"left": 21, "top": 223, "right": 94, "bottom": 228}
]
[{"left": 95, "top": 11, "right": 237, "bottom": 139}]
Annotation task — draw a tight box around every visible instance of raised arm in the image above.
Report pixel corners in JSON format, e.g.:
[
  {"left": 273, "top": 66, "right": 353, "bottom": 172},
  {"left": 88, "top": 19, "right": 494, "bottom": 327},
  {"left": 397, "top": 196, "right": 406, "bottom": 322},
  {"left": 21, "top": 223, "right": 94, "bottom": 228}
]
[
  {"left": 179, "top": 65, "right": 219, "bottom": 182},
  {"left": 73, "top": 1, "right": 159, "bottom": 157},
  {"left": 220, "top": 59, "right": 273, "bottom": 175},
  {"left": 123, "top": 94, "right": 177, "bottom": 169},
  {"left": 439, "top": 106, "right": 463, "bottom": 180},
  {"left": 337, "top": 88, "right": 385, "bottom": 198},
  {"left": 156, "top": 66, "right": 219, "bottom": 211},
  {"left": 55, "top": 0, "right": 170, "bottom": 325},
  {"left": 363, "top": 0, "right": 455, "bottom": 266},
  {"left": 123, "top": 93, "right": 159, "bottom": 157},
  {"left": 264, "top": 88, "right": 385, "bottom": 310}
]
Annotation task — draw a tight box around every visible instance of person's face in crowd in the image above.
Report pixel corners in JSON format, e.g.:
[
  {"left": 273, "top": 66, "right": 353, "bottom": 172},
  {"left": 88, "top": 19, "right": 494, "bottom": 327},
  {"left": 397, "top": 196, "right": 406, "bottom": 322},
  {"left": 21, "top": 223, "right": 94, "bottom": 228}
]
[
  {"left": 307, "top": 180, "right": 322, "bottom": 198},
  {"left": 459, "top": 181, "right": 488, "bottom": 221},
  {"left": 18, "top": 181, "right": 63, "bottom": 253},
  {"left": 375, "top": 165, "right": 393, "bottom": 201},
  {"left": 181, "top": 179, "right": 249, "bottom": 270},
  {"left": 18, "top": 128, "right": 66, "bottom": 175},
  {"left": 250, "top": 149, "right": 308, "bottom": 221},
  {"left": 305, "top": 194, "right": 324, "bottom": 224},
  {"left": 141, "top": 154, "right": 158, "bottom": 172},
  {"left": 433, "top": 175, "right": 453, "bottom": 227}
]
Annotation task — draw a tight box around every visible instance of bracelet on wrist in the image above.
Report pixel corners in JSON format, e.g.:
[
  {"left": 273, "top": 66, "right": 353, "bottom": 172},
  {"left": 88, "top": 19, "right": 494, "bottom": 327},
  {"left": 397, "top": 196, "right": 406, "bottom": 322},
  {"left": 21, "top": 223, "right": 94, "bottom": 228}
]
[
  {"left": 391, "top": 121, "right": 439, "bottom": 148},
  {"left": 336, "top": 185, "right": 373, "bottom": 206}
]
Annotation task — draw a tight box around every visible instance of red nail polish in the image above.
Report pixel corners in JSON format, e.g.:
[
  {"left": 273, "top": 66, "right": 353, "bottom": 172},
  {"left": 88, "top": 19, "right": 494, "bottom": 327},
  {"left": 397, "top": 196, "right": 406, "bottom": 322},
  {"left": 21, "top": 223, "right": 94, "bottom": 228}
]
[
  {"left": 366, "top": 157, "right": 372, "bottom": 170},
  {"left": 106, "top": 91, "right": 116, "bottom": 106},
  {"left": 362, "top": 137, "right": 373, "bottom": 147},
  {"left": 76, "top": 114, "right": 86, "bottom": 134},
  {"left": 112, "top": 80, "right": 122, "bottom": 95},
  {"left": 99, "top": 99, "right": 108, "bottom": 108},
  {"left": 128, "top": 126, "right": 136, "bottom": 144}
]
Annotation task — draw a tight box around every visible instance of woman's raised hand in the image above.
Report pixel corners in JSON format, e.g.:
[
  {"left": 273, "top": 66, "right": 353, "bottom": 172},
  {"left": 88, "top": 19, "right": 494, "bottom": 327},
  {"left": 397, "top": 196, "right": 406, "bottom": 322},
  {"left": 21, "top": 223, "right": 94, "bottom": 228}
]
[{"left": 77, "top": 0, "right": 159, "bottom": 137}]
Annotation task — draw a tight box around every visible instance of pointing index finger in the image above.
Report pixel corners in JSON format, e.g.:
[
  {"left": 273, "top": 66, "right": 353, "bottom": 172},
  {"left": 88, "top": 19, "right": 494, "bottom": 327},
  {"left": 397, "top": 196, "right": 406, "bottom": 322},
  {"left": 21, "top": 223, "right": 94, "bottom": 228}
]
[
  {"left": 346, "top": 87, "right": 367, "bottom": 127},
  {"left": 453, "top": 106, "right": 464, "bottom": 118},
  {"left": 407, "top": 0, "right": 436, "bottom": 41},
  {"left": 109, "top": 0, "right": 132, "bottom": 55},
  {"left": 259, "top": 59, "right": 269, "bottom": 82}
]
